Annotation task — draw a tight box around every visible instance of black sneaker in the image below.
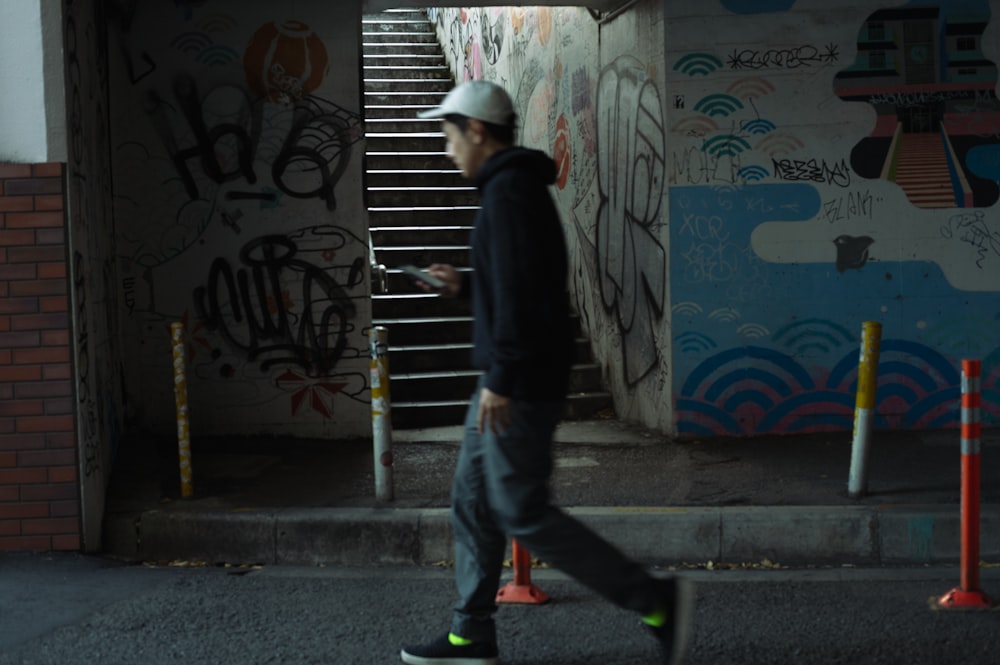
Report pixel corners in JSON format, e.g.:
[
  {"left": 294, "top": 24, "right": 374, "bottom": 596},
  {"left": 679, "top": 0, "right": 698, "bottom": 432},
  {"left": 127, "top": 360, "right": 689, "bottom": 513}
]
[
  {"left": 400, "top": 633, "right": 499, "bottom": 665},
  {"left": 647, "top": 577, "right": 694, "bottom": 665}
]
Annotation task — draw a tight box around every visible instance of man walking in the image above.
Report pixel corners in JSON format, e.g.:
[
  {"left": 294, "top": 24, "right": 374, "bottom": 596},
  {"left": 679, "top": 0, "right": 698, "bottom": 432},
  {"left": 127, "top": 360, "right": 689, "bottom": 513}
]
[{"left": 399, "top": 80, "right": 693, "bottom": 665}]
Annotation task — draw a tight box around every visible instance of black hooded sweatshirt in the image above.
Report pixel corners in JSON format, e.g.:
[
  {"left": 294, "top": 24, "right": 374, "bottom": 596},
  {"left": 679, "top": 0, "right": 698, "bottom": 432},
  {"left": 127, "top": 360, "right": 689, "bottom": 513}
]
[{"left": 464, "top": 146, "right": 575, "bottom": 400}]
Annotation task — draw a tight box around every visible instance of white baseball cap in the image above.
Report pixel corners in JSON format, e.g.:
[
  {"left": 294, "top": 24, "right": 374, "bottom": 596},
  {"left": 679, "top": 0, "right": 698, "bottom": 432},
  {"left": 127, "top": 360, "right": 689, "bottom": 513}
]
[{"left": 417, "top": 80, "right": 517, "bottom": 127}]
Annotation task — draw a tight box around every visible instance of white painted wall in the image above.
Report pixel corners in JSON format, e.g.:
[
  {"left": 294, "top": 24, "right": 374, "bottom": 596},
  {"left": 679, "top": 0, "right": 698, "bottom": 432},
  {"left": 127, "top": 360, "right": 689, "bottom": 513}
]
[
  {"left": 40, "top": 0, "right": 66, "bottom": 161},
  {"left": 0, "top": 0, "right": 66, "bottom": 162}
]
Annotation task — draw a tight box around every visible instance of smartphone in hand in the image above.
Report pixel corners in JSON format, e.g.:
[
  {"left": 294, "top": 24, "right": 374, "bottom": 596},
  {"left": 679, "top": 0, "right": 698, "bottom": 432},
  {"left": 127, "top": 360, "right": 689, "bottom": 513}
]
[{"left": 398, "top": 264, "right": 447, "bottom": 290}]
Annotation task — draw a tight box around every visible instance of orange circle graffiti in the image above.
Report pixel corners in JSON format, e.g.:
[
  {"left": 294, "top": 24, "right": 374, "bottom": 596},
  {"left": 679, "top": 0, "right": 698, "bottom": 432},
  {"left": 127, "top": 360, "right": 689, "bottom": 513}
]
[{"left": 244, "top": 20, "right": 329, "bottom": 104}]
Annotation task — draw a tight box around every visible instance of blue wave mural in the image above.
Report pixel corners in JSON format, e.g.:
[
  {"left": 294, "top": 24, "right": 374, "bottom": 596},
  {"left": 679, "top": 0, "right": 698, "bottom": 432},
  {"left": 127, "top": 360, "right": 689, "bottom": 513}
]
[
  {"left": 670, "top": 184, "right": 1000, "bottom": 437},
  {"left": 674, "top": 338, "right": 980, "bottom": 436}
]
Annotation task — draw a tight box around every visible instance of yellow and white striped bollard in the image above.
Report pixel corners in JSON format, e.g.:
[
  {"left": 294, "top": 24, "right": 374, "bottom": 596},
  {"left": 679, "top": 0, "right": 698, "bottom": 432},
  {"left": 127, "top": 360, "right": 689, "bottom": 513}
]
[
  {"left": 848, "top": 320, "right": 881, "bottom": 498},
  {"left": 171, "top": 322, "right": 194, "bottom": 498}
]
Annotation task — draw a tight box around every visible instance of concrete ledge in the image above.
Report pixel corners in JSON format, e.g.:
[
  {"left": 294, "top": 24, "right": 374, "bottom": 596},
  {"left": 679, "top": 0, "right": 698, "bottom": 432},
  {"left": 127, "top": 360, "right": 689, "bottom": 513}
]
[
  {"left": 104, "top": 504, "right": 1000, "bottom": 568},
  {"left": 721, "top": 506, "right": 878, "bottom": 565},
  {"left": 416, "top": 509, "right": 454, "bottom": 564},
  {"left": 569, "top": 506, "right": 722, "bottom": 564},
  {"left": 878, "top": 505, "right": 1000, "bottom": 564},
  {"left": 276, "top": 508, "right": 423, "bottom": 566},
  {"left": 137, "top": 509, "right": 279, "bottom": 564}
]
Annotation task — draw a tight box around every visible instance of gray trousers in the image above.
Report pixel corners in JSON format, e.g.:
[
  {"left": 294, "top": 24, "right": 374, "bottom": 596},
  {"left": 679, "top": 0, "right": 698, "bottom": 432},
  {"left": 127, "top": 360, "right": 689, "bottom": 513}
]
[{"left": 450, "top": 378, "right": 657, "bottom": 644}]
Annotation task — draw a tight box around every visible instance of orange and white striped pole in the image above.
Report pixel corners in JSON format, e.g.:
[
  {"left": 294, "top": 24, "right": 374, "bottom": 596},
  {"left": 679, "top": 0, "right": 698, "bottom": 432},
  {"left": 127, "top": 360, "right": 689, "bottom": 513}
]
[
  {"left": 496, "top": 539, "right": 549, "bottom": 604},
  {"left": 936, "top": 359, "right": 994, "bottom": 610}
]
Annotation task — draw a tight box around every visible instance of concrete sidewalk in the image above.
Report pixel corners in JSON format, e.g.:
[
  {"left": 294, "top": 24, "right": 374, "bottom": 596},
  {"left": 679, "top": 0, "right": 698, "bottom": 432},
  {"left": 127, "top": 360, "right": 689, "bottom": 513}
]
[{"left": 102, "top": 420, "right": 1000, "bottom": 568}]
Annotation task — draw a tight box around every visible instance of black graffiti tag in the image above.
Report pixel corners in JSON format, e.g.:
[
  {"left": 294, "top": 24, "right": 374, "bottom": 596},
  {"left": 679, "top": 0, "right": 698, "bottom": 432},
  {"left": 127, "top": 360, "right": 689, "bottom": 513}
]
[
  {"left": 271, "top": 98, "right": 353, "bottom": 211},
  {"left": 773, "top": 158, "right": 851, "bottom": 187},
  {"left": 941, "top": 211, "right": 1000, "bottom": 268},
  {"left": 480, "top": 15, "right": 504, "bottom": 65},
  {"left": 595, "top": 56, "right": 667, "bottom": 386},
  {"left": 147, "top": 74, "right": 357, "bottom": 211},
  {"left": 146, "top": 73, "right": 261, "bottom": 202},
  {"left": 193, "top": 236, "right": 363, "bottom": 376},
  {"left": 729, "top": 44, "right": 839, "bottom": 70}
]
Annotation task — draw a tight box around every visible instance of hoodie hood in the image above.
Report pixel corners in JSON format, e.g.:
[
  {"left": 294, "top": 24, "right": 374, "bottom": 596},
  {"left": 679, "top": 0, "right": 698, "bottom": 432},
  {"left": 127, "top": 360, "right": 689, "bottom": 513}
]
[{"left": 475, "top": 147, "right": 557, "bottom": 189}]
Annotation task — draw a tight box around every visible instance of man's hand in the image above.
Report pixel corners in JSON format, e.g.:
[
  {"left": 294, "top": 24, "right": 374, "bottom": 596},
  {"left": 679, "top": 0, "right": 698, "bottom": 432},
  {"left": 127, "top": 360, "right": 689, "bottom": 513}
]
[
  {"left": 477, "top": 387, "right": 511, "bottom": 434},
  {"left": 425, "top": 263, "right": 462, "bottom": 298}
]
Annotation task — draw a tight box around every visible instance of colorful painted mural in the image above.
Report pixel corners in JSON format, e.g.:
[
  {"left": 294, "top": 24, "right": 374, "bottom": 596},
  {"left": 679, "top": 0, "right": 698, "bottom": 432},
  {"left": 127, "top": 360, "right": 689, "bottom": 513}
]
[
  {"left": 668, "top": 0, "right": 1000, "bottom": 436},
  {"left": 107, "top": 1, "right": 370, "bottom": 437}
]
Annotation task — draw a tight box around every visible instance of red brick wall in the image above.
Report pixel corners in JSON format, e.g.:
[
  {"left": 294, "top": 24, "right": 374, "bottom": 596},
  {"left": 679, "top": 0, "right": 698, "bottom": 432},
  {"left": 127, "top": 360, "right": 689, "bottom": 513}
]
[{"left": 0, "top": 163, "right": 80, "bottom": 551}]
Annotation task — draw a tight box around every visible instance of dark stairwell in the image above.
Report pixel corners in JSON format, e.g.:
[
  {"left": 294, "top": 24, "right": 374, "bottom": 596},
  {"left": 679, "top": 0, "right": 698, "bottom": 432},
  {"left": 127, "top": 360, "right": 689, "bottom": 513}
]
[{"left": 362, "top": 8, "right": 613, "bottom": 429}]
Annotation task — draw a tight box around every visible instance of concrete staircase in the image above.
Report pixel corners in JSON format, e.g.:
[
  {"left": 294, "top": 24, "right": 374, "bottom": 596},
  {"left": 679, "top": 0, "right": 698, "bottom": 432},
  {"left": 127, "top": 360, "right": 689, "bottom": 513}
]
[{"left": 362, "top": 8, "right": 613, "bottom": 429}]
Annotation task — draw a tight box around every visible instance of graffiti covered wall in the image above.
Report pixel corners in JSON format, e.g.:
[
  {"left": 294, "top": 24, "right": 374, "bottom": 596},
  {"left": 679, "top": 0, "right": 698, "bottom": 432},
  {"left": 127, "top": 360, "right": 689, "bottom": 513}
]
[
  {"left": 108, "top": 1, "right": 371, "bottom": 438},
  {"left": 436, "top": 1, "right": 1000, "bottom": 439},
  {"left": 430, "top": 3, "right": 672, "bottom": 428}
]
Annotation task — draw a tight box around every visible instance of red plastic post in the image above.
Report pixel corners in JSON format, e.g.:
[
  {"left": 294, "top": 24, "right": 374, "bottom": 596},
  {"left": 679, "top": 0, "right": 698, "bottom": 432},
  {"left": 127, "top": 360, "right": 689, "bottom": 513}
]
[
  {"left": 495, "top": 539, "right": 549, "bottom": 605},
  {"left": 936, "top": 360, "right": 994, "bottom": 610},
  {"left": 961, "top": 451, "right": 981, "bottom": 594}
]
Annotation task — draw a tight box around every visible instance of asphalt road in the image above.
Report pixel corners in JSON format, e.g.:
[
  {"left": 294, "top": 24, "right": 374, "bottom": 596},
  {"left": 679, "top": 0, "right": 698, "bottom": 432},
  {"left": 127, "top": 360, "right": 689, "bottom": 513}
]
[{"left": 2, "top": 553, "right": 999, "bottom": 664}]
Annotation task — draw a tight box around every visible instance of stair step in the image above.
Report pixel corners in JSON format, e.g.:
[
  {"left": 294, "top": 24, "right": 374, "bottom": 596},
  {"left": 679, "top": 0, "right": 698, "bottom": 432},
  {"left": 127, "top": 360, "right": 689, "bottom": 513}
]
[
  {"left": 364, "top": 117, "right": 447, "bottom": 132},
  {"left": 363, "top": 9, "right": 427, "bottom": 16},
  {"left": 379, "top": 320, "right": 593, "bottom": 366},
  {"left": 371, "top": 225, "right": 472, "bottom": 247},
  {"left": 368, "top": 207, "right": 478, "bottom": 226},
  {"left": 364, "top": 106, "right": 444, "bottom": 121},
  {"left": 364, "top": 65, "right": 451, "bottom": 80},
  {"left": 362, "top": 32, "right": 438, "bottom": 44},
  {"left": 371, "top": 244, "right": 471, "bottom": 266},
  {"left": 390, "top": 390, "right": 616, "bottom": 429},
  {"left": 373, "top": 293, "right": 472, "bottom": 318},
  {"left": 365, "top": 78, "right": 452, "bottom": 93},
  {"left": 378, "top": 271, "right": 472, "bottom": 297},
  {"left": 367, "top": 170, "right": 466, "bottom": 188},
  {"left": 390, "top": 401, "right": 469, "bottom": 429},
  {"left": 368, "top": 187, "right": 479, "bottom": 208},
  {"left": 567, "top": 364, "right": 606, "bottom": 392},
  {"left": 365, "top": 131, "right": 445, "bottom": 139},
  {"left": 382, "top": 272, "right": 444, "bottom": 294},
  {"left": 361, "top": 43, "right": 443, "bottom": 56},
  {"left": 562, "top": 393, "right": 616, "bottom": 420},
  {"left": 388, "top": 342, "right": 474, "bottom": 373},
  {"left": 366, "top": 134, "right": 449, "bottom": 153},
  {"left": 365, "top": 91, "right": 446, "bottom": 107},
  {"left": 364, "top": 54, "right": 446, "bottom": 67},
  {"left": 383, "top": 360, "right": 603, "bottom": 393},
  {"left": 373, "top": 316, "right": 473, "bottom": 345},
  {"left": 384, "top": 339, "right": 601, "bottom": 388},
  {"left": 391, "top": 369, "right": 482, "bottom": 402},
  {"left": 365, "top": 152, "right": 455, "bottom": 170},
  {"left": 371, "top": 222, "right": 471, "bottom": 232},
  {"left": 361, "top": 20, "right": 435, "bottom": 34}
]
